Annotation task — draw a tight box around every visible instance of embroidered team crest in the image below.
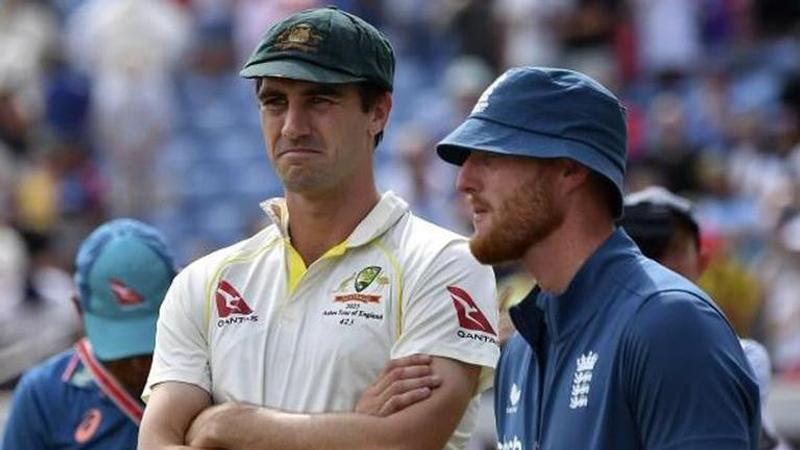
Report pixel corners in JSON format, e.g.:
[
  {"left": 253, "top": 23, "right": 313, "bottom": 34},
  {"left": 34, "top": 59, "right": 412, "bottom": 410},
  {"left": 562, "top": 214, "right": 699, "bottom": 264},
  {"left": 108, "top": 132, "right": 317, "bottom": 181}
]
[
  {"left": 447, "top": 286, "right": 496, "bottom": 336},
  {"left": 354, "top": 266, "right": 382, "bottom": 292},
  {"left": 215, "top": 280, "right": 253, "bottom": 318},
  {"left": 275, "top": 23, "right": 323, "bottom": 52},
  {"left": 510, "top": 383, "right": 521, "bottom": 406},
  {"left": 569, "top": 351, "right": 598, "bottom": 409},
  {"left": 506, "top": 382, "right": 521, "bottom": 415}
]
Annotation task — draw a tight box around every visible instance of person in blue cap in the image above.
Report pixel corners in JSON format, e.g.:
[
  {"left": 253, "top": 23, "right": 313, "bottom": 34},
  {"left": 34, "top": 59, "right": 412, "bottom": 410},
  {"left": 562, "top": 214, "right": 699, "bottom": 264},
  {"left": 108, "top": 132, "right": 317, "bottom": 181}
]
[
  {"left": 1, "top": 219, "right": 178, "bottom": 449},
  {"left": 436, "top": 66, "right": 761, "bottom": 450}
]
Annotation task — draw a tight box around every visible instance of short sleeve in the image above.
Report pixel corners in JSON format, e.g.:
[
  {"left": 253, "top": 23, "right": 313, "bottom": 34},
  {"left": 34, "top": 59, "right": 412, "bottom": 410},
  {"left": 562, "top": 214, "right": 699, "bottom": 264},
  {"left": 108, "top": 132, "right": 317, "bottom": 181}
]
[
  {"left": 2, "top": 371, "right": 50, "bottom": 449},
  {"left": 143, "top": 267, "right": 212, "bottom": 402},
  {"left": 391, "top": 241, "right": 499, "bottom": 392},
  {"left": 620, "top": 291, "right": 761, "bottom": 450}
]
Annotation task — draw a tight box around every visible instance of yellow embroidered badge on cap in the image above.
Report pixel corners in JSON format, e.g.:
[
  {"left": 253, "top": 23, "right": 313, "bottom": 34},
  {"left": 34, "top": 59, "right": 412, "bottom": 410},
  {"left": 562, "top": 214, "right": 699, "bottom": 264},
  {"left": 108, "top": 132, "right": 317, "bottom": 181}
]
[{"left": 275, "top": 24, "right": 322, "bottom": 52}]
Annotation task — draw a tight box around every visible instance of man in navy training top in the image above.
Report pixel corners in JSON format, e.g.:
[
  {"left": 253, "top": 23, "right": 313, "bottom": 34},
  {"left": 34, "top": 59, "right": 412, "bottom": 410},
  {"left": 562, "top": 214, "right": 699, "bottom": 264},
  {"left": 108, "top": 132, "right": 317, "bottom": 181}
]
[
  {"left": 1, "top": 219, "right": 178, "bottom": 449},
  {"left": 435, "top": 66, "right": 761, "bottom": 449},
  {"left": 620, "top": 186, "right": 791, "bottom": 450}
]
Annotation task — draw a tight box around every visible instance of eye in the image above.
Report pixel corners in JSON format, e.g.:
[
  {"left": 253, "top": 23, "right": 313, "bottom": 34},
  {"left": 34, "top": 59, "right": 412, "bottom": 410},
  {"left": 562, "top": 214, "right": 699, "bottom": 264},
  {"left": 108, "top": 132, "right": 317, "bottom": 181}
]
[
  {"left": 259, "top": 95, "right": 286, "bottom": 110},
  {"left": 310, "top": 95, "right": 335, "bottom": 105}
]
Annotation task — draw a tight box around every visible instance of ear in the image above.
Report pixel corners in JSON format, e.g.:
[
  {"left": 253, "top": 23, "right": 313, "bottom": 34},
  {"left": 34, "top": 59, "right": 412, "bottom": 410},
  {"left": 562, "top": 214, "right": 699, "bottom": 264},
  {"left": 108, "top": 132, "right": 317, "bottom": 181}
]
[
  {"left": 368, "top": 92, "right": 392, "bottom": 137},
  {"left": 71, "top": 294, "right": 87, "bottom": 337},
  {"left": 71, "top": 294, "right": 82, "bottom": 315},
  {"left": 557, "top": 159, "right": 591, "bottom": 193}
]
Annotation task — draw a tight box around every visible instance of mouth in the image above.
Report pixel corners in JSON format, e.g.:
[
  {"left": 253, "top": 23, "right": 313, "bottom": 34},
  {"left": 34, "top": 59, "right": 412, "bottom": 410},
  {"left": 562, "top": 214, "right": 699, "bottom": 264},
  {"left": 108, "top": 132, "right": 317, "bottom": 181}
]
[
  {"left": 468, "top": 198, "right": 491, "bottom": 228},
  {"left": 276, "top": 148, "right": 324, "bottom": 162},
  {"left": 278, "top": 147, "right": 322, "bottom": 157}
]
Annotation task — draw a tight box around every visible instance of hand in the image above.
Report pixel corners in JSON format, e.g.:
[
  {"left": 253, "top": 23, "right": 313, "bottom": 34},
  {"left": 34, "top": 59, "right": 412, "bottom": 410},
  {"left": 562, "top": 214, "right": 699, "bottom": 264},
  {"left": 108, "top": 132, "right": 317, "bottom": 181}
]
[{"left": 356, "top": 354, "right": 443, "bottom": 417}]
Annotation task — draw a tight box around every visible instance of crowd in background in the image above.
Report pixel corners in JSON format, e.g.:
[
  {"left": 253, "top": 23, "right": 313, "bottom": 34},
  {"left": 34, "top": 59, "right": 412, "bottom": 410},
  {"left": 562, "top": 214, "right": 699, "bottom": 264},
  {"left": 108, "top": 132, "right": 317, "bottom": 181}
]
[{"left": 1, "top": 0, "right": 800, "bottom": 407}]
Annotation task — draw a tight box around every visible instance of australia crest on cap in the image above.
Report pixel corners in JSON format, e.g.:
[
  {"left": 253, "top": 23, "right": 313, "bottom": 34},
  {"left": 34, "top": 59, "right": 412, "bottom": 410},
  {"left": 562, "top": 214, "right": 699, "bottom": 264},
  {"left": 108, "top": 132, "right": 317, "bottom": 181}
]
[{"left": 275, "top": 23, "right": 322, "bottom": 52}]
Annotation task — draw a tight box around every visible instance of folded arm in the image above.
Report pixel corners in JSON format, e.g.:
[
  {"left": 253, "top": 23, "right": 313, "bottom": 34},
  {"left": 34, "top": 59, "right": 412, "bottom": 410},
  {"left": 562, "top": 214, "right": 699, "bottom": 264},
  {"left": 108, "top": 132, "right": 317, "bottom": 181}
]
[
  {"left": 186, "top": 356, "right": 480, "bottom": 450},
  {"left": 138, "top": 381, "right": 215, "bottom": 450}
]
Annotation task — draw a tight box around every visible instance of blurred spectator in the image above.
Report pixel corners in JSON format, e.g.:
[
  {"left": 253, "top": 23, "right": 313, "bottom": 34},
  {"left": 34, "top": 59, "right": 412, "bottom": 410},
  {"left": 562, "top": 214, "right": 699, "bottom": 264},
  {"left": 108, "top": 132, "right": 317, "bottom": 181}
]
[
  {"left": 493, "top": 0, "right": 566, "bottom": 68},
  {"left": 0, "top": 0, "right": 57, "bottom": 131},
  {"left": 620, "top": 186, "right": 792, "bottom": 450},
  {"left": 759, "top": 214, "right": 800, "bottom": 377},
  {"left": 66, "top": 0, "right": 190, "bottom": 219},
  {"left": 698, "top": 233, "right": 763, "bottom": 338},
  {"left": 643, "top": 92, "right": 702, "bottom": 195},
  {"left": 2, "top": 219, "right": 178, "bottom": 448},
  {"left": 0, "top": 227, "right": 78, "bottom": 386},
  {"left": 629, "top": 0, "right": 702, "bottom": 80}
]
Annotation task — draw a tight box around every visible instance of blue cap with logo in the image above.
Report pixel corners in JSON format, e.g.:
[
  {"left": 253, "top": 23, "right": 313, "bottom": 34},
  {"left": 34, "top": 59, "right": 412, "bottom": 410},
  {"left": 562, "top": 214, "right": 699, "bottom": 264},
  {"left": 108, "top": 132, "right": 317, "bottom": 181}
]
[
  {"left": 74, "top": 219, "right": 178, "bottom": 361},
  {"left": 436, "top": 66, "right": 628, "bottom": 217}
]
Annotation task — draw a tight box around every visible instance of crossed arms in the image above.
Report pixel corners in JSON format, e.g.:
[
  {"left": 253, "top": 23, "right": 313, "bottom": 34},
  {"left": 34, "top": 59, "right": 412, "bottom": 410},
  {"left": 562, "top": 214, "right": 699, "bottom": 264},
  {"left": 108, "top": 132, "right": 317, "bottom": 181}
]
[{"left": 138, "top": 355, "right": 479, "bottom": 450}]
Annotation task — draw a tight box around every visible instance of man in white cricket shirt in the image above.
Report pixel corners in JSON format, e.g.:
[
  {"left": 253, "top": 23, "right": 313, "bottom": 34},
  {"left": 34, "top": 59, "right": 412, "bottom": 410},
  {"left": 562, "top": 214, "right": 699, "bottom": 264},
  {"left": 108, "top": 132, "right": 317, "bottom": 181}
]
[{"left": 138, "top": 7, "right": 499, "bottom": 450}]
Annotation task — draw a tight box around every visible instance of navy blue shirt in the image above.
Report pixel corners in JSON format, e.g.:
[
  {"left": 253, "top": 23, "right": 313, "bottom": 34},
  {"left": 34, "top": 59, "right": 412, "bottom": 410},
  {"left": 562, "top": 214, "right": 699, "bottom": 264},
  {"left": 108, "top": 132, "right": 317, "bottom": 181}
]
[
  {"left": 2, "top": 339, "right": 143, "bottom": 450},
  {"left": 495, "top": 229, "right": 760, "bottom": 450}
]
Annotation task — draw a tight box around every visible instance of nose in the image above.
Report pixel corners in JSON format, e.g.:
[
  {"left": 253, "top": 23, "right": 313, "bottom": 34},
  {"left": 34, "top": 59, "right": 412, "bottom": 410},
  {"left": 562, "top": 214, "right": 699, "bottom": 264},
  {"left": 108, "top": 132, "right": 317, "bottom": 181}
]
[
  {"left": 281, "top": 102, "right": 311, "bottom": 140},
  {"left": 456, "top": 152, "right": 481, "bottom": 194}
]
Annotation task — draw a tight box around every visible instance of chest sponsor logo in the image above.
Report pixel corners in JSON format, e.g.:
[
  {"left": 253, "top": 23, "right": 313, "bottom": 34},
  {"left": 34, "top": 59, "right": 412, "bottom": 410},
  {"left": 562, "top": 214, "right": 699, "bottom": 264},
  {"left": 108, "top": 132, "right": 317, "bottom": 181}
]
[
  {"left": 497, "top": 436, "right": 523, "bottom": 450},
  {"left": 109, "top": 278, "right": 143, "bottom": 305},
  {"left": 448, "top": 286, "right": 497, "bottom": 344},
  {"left": 74, "top": 408, "right": 102, "bottom": 443},
  {"left": 215, "top": 280, "right": 258, "bottom": 327},
  {"left": 569, "top": 351, "right": 598, "bottom": 409},
  {"left": 506, "top": 382, "right": 521, "bottom": 414}
]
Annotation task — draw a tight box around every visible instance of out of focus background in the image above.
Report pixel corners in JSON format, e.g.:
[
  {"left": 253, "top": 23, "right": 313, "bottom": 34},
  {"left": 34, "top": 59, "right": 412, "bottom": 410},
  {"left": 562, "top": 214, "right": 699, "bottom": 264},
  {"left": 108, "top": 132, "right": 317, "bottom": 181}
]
[{"left": 1, "top": 0, "right": 799, "bottom": 444}]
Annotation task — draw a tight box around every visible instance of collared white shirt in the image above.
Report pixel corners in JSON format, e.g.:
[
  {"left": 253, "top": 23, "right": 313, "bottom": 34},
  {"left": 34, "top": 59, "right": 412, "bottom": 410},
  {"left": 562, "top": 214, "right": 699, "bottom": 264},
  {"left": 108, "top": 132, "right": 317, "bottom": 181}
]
[{"left": 145, "top": 192, "right": 499, "bottom": 449}]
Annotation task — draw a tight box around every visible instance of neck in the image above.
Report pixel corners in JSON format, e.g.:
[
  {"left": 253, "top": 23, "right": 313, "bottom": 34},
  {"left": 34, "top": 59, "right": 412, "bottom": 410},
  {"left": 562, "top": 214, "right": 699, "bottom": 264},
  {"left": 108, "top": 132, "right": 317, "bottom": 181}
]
[
  {"left": 285, "top": 184, "right": 380, "bottom": 265},
  {"left": 102, "top": 357, "right": 151, "bottom": 402},
  {"left": 521, "top": 212, "right": 614, "bottom": 295}
]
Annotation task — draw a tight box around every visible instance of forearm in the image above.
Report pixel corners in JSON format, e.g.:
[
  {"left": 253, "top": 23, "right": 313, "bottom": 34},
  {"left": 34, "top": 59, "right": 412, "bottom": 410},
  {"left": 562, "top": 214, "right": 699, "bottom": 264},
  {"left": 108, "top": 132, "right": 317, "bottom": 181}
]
[
  {"left": 187, "top": 358, "right": 480, "bottom": 450},
  {"left": 138, "top": 381, "right": 213, "bottom": 450},
  {"left": 191, "top": 405, "right": 442, "bottom": 450}
]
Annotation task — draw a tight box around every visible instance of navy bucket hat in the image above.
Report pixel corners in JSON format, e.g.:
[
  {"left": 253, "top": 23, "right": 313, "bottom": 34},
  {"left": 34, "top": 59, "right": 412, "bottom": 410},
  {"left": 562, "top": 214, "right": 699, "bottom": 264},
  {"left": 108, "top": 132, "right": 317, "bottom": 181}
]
[{"left": 436, "top": 67, "right": 628, "bottom": 217}]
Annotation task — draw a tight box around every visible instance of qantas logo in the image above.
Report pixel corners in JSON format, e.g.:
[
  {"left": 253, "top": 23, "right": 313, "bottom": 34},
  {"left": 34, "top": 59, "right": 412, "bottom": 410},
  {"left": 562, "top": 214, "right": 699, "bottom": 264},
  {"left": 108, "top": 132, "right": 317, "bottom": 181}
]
[
  {"left": 447, "top": 286, "right": 496, "bottom": 336},
  {"left": 215, "top": 280, "right": 253, "bottom": 318},
  {"left": 109, "top": 278, "right": 143, "bottom": 305}
]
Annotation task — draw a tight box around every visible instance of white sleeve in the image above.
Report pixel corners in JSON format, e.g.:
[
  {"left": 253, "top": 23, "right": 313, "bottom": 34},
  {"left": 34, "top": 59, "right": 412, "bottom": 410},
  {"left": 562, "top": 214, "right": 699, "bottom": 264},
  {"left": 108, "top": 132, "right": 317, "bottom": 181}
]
[
  {"left": 391, "top": 241, "right": 499, "bottom": 392},
  {"left": 142, "top": 266, "right": 211, "bottom": 402}
]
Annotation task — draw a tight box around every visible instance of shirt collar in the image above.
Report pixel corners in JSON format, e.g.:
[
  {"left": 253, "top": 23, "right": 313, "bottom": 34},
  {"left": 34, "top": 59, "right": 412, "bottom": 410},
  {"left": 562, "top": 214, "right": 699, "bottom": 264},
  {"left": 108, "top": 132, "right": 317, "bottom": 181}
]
[
  {"left": 512, "top": 228, "right": 640, "bottom": 343},
  {"left": 259, "top": 191, "right": 409, "bottom": 248}
]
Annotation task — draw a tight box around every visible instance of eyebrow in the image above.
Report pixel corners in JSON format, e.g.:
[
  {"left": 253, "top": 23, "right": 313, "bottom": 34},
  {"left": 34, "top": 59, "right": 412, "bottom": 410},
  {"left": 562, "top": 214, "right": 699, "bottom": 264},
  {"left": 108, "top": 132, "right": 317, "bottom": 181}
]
[{"left": 258, "top": 83, "right": 345, "bottom": 100}]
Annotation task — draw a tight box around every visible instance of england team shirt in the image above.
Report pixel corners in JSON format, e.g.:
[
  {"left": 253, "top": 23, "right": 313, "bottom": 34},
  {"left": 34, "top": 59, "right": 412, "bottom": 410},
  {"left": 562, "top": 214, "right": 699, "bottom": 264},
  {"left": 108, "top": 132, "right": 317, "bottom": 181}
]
[
  {"left": 2, "top": 339, "right": 143, "bottom": 449},
  {"left": 145, "top": 191, "right": 499, "bottom": 449},
  {"left": 495, "top": 229, "right": 760, "bottom": 450}
]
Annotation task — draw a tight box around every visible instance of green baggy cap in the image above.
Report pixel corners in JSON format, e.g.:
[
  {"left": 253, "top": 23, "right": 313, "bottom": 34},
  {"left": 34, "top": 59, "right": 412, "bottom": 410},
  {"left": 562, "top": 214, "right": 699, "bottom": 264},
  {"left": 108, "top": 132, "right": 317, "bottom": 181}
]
[{"left": 240, "top": 6, "right": 395, "bottom": 91}]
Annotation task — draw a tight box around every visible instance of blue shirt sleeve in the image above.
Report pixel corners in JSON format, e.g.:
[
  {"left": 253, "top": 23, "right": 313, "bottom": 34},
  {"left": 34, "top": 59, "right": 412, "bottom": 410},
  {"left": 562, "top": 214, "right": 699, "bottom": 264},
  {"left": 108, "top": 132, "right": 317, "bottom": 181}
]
[
  {"left": 619, "top": 290, "right": 761, "bottom": 450},
  {"left": 2, "top": 369, "right": 52, "bottom": 450}
]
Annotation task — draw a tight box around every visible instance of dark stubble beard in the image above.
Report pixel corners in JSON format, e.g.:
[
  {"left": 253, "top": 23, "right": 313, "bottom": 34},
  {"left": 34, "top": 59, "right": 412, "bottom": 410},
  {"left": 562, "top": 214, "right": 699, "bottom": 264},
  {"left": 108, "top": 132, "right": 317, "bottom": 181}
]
[{"left": 469, "top": 178, "right": 564, "bottom": 265}]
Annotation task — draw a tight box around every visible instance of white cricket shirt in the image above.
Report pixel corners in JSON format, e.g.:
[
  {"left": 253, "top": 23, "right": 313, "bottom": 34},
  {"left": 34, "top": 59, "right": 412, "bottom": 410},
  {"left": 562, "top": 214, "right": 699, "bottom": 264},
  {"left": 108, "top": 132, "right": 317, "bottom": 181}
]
[{"left": 145, "top": 191, "right": 499, "bottom": 449}]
